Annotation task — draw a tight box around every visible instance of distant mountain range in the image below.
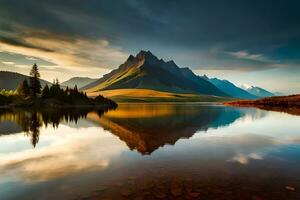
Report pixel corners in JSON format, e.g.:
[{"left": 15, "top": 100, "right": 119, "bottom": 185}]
[
  {"left": 274, "top": 92, "right": 285, "bottom": 96},
  {"left": 241, "top": 85, "right": 274, "bottom": 98},
  {"left": 0, "top": 71, "right": 98, "bottom": 91},
  {"left": 204, "top": 77, "right": 258, "bottom": 99},
  {"left": 0, "top": 71, "right": 51, "bottom": 91},
  {"left": 0, "top": 50, "right": 280, "bottom": 101},
  {"left": 61, "top": 77, "right": 98, "bottom": 89}
]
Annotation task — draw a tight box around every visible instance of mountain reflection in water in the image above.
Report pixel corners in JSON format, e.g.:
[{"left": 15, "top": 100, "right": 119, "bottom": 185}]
[
  {"left": 0, "top": 104, "right": 262, "bottom": 153},
  {"left": 87, "top": 104, "right": 260, "bottom": 154}
]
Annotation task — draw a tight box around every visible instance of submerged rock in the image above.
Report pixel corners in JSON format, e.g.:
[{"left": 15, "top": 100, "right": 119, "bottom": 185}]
[
  {"left": 153, "top": 191, "right": 167, "bottom": 199},
  {"left": 188, "top": 192, "right": 200, "bottom": 198},
  {"left": 170, "top": 180, "right": 183, "bottom": 197},
  {"left": 285, "top": 186, "right": 296, "bottom": 191},
  {"left": 153, "top": 185, "right": 168, "bottom": 199},
  {"left": 138, "top": 181, "right": 154, "bottom": 190},
  {"left": 120, "top": 187, "right": 134, "bottom": 197},
  {"left": 171, "top": 186, "right": 182, "bottom": 197}
]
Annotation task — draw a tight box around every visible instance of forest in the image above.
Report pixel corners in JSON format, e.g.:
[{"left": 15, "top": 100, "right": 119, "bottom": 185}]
[{"left": 0, "top": 64, "right": 117, "bottom": 108}]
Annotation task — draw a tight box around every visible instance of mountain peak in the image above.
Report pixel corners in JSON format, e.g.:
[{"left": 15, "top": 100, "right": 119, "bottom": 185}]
[
  {"left": 202, "top": 75, "right": 209, "bottom": 80},
  {"left": 240, "top": 84, "right": 274, "bottom": 97},
  {"left": 240, "top": 84, "right": 251, "bottom": 90},
  {"left": 166, "top": 60, "right": 176, "bottom": 65},
  {"left": 135, "top": 50, "right": 160, "bottom": 64},
  {"left": 137, "top": 50, "right": 155, "bottom": 58},
  {"left": 127, "top": 54, "right": 135, "bottom": 62}
]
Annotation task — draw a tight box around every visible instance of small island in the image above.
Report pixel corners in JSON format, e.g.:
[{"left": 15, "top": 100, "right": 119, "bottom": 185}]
[
  {"left": 0, "top": 64, "right": 117, "bottom": 109},
  {"left": 224, "top": 94, "right": 300, "bottom": 115}
]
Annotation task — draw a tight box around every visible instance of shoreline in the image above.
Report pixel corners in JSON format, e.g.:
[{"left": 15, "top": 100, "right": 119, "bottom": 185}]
[
  {"left": 116, "top": 102, "right": 224, "bottom": 105},
  {"left": 0, "top": 100, "right": 118, "bottom": 110},
  {"left": 223, "top": 94, "right": 300, "bottom": 116},
  {"left": 0, "top": 104, "right": 117, "bottom": 110}
]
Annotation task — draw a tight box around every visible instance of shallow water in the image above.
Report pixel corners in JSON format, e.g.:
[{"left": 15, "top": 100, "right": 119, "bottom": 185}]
[{"left": 0, "top": 104, "right": 300, "bottom": 200}]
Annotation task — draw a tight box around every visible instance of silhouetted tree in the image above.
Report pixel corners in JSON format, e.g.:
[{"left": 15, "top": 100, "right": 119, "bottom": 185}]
[
  {"left": 23, "top": 79, "right": 30, "bottom": 96},
  {"left": 74, "top": 85, "right": 78, "bottom": 92},
  {"left": 16, "top": 83, "right": 23, "bottom": 96},
  {"left": 55, "top": 78, "right": 60, "bottom": 88},
  {"left": 29, "top": 112, "right": 40, "bottom": 147},
  {"left": 17, "top": 79, "right": 30, "bottom": 97},
  {"left": 29, "top": 64, "right": 41, "bottom": 97},
  {"left": 42, "top": 85, "right": 50, "bottom": 98}
]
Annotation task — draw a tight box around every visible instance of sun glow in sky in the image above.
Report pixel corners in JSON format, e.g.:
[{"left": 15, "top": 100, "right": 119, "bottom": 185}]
[{"left": 0, "top": 0, "right": 299, "bottom": 93}]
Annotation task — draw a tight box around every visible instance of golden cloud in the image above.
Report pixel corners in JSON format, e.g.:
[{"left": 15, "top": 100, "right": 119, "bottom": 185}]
[{"left": 0, "top": 32, "right": 127, "bottom": 73}]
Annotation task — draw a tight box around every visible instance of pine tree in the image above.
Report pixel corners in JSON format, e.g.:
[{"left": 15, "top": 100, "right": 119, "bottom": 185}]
[
  {"left": 42, "top": 85, "right": 50, "bottom": 98},
  {"left": 16, "top": 82, "right": 23, "bottom": 96},
  {"left": 29, "top": 63, "right": 42, "bottom": 97},
  {"left": 23, "top": 79, "right": 30, "bottom": 97},
  {"left": 74, "top": 85, "right": 78, "bottom": 92},
  {"left": 55, "top": 78, "right": 60, "bottom": 88},
  {"left": 17, "top": 79, "right": 30, "bottom": 97}
]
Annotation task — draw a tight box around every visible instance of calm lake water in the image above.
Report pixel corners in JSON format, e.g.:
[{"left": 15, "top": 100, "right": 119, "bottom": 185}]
[{"left": 0, "top": 104, "right": 300, "bottom": 200}]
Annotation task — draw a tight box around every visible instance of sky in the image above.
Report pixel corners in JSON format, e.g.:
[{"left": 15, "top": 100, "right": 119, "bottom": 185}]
[{"left": 0, "top": 0, "right": 299, "bottom": 94}]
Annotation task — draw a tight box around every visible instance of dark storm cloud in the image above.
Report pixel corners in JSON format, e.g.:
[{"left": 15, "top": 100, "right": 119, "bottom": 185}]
[
  {"left": 0, "top": 35, "right": 55, "bottom": 52},
  {"left": 0, "top": 0, "right": 299, "bottom": 70}
]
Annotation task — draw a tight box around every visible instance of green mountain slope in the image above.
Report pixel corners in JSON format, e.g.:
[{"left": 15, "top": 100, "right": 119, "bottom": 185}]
[
  {"left": 61, "top": 77, "right": 98, "bottom": 89},
  {"left": 0, "top": 71, "right": 51, "bottom": 90}
]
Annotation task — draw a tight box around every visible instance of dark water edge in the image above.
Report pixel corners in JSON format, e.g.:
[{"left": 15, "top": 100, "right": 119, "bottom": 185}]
[{"left": 225, "top": 104, "right": 300, "bottom": 116}]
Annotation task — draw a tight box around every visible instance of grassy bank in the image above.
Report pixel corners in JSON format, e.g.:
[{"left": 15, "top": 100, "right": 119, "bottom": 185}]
[{"left": 87, "top": 89, "right": 234, "bottom": 103}]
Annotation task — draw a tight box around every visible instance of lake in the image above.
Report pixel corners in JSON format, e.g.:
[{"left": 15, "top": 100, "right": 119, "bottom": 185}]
[{"left": 0, "top": 103, "right": 300, "bottom": 200}]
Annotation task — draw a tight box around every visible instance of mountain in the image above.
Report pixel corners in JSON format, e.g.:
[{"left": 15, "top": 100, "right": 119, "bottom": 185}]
[
  {"left": 206, "top": 77, "right": 258, "bottom": 99},
  {"left": 274, "top": 92, "right": 286, "bottom": 96},
  {"left": 242, "top": 85, "right": 274, "bottom": 98},
  {"left": 0, "top": 71, "right": 51, "bottom": 91},
  {"left": 61, "top": 77, "right": 98, "bottom": 89},
  {"left": 83, "top": 50, "right": 228, "bottom": 97}
]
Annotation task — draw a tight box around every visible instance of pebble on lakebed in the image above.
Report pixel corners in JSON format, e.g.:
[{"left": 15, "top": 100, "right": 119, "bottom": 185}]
[{"left": 285, "top": 186, "right": 296, "bottom": 191}]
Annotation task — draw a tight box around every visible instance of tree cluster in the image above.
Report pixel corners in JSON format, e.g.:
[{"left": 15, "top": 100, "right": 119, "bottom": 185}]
[
  {"left": 41, "top": 79, "right": 89, "bottom": 104},
  {"left": 15, "top": 63, "right": 117, "bottom": 107}
]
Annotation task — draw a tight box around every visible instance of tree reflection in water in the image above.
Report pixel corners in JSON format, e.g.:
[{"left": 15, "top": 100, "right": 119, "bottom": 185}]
[
  {"left": 28, "top": 112, "right": 41, "bottom": 147},
  {"left": 0, "top": 107, "right": 113, "bottom": 147}
]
